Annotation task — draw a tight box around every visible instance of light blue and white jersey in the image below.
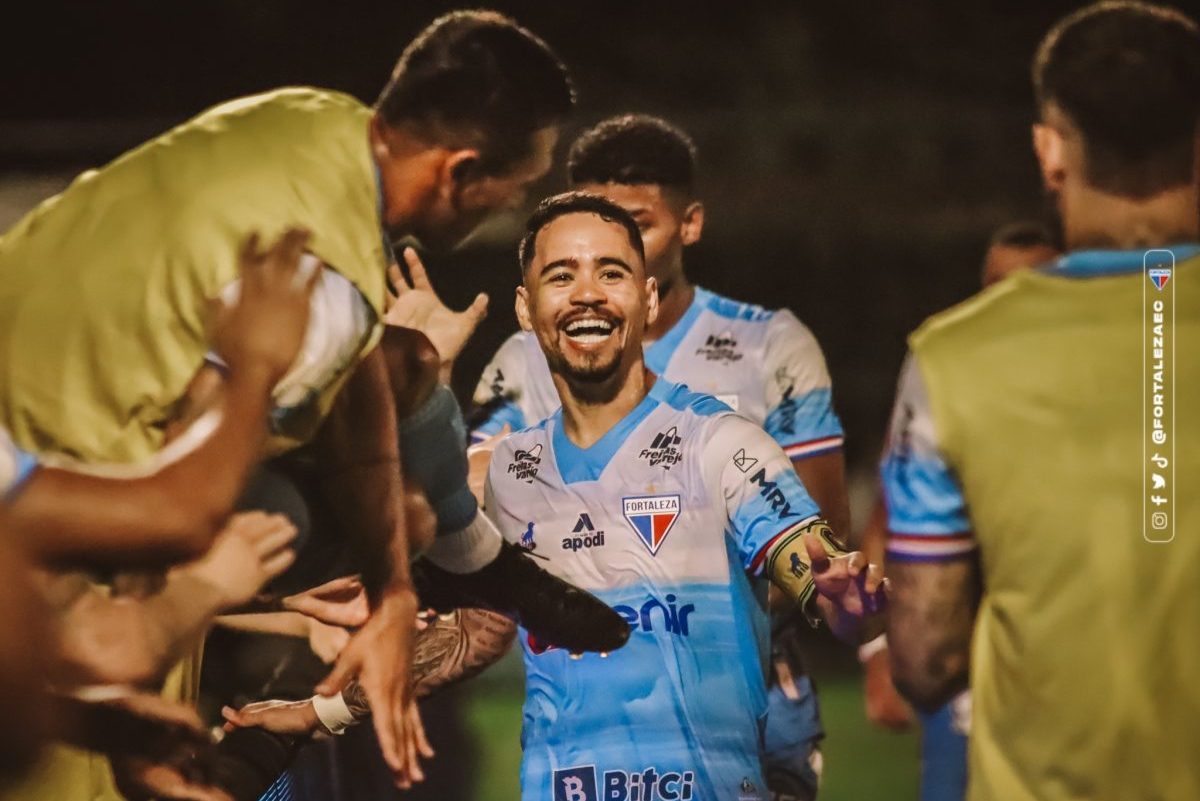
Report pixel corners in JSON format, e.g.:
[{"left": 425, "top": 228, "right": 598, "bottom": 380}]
[
  {"left": 0, "top": 426, "right": 39, "bottom": 500},
  {"left": 472, "top": 287, "right": 843, "bottom": 460},
  {"left": 484, "top": 379, "right": 821, "bottom": 801}
]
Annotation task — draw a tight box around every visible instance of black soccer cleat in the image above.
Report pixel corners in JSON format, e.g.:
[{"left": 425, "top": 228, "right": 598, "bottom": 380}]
[{"left": 413, "top": 540, "right": 630, "bottom": 653}]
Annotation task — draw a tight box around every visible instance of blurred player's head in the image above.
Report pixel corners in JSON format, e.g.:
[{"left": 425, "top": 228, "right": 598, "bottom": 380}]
[
  {"left": 982, "top": 220, "right": 1060, "bottom": 286},
  {"left": 1032, "top": 2, "right": 1200, "bottom": 235},
  {"left": 567, "top": 115, "right": 704, "bottom": 294},
  {"left": 516, "top": 192, "right": 658, "bottom": 395},
  {"left": 372, "top": 11, "right": 575, "bottom": 250}
]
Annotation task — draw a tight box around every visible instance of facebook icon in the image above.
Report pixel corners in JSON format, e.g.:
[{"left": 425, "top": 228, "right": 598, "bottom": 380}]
[{"left": 554, "top": 766, "right": 598, "bottom": 801}]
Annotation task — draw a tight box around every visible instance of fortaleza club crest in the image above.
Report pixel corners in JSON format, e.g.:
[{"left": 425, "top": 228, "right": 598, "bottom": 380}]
[
  {"left": 622, "top": 494, "right": 681, "bottom": 555},
  {"left": 1149, "top": 267, "right": 1171, "bottom": 290},
  {"left": 507, "top": 443, "right": 542, "bottom": 483}
]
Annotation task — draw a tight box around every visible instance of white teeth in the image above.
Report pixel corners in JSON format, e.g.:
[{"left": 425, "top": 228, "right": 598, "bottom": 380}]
[{"left": 563, "top": 318, "right": 615, "bottom": 337}]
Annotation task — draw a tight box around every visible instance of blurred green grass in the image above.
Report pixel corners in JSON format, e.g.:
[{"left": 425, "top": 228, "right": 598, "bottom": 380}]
[{"left": 464, "top": 651, "right": 919, "bottom": 801}]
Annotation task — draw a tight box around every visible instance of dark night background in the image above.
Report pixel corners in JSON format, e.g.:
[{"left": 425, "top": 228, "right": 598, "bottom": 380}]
[
  {"left": 5, "top": 3, "right": 1198, "bottom": 798},
  {"left": 11, "top": 0, "right": 1184, "bottom": 480}
]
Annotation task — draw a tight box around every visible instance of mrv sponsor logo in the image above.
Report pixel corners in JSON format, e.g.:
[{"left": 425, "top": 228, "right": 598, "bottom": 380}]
[
  {"left": 553, "top": 765, "right": 696, "bottom": 801},
  {"left": 611, "top": 593, "right": 695, "bottom": 637},
  {"left": 748, "top": 468, "right": 800, "bottom": 521}
]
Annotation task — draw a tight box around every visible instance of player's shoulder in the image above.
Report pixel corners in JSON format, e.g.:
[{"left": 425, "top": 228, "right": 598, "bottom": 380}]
[
  {"left": 196, "top": 87, "right": 368, "bottom": 126},
  {"left": 910, "top": 271, "right": 1036, "bottom": 356},
  {"left": 697, "top": 287, "right": 777, "bottom": 326},
  {"left": 653, "top": 379, "right": 738, "bottom": 420},
  {"left": 698, "top": 288, "right": 814, "bottom": 341}
]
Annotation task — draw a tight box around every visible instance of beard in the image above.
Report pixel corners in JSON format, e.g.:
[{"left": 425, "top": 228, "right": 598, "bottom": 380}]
[{"left": 544, "top": 345, "right": 623, "bottom": 386}]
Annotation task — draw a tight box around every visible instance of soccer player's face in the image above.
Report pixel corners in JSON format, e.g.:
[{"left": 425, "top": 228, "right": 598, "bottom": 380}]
[
  {"left": 401, "top": 126, "right": 560, "bottom": 252},
  {"left": 518, "top": 213, "right": 656, "bottom": 385},
  {"left": 574, "top": 182, "right": 690, "bottom": 286}
]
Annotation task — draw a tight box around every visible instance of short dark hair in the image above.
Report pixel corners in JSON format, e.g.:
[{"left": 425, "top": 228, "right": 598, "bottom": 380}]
[
  {"left": 519, "top": 191, "right": 645, "bottom": 273},
  {"left": 988, "top": 220, "right": 1058, "bottom": 250},
  {"left": 567, "top": 114, "right": 697, "bottom": 194},
  {"left": 376, "top": 11, "right": 575, "bottom": 173},
  {"left": 1033, "top": 1, "right": 1200, "bottom": 197}
]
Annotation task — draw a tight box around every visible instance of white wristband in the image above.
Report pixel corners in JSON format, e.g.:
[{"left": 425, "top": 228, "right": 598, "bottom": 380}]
[
  {"left": 857, "top": 633, "right": 888, "bottom": 664},
  {"left": 311, "top": 692, "right": 356, "bottom": 735}
]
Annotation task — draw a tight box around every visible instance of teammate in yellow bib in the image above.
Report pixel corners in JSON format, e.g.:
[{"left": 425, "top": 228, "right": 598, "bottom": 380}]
[
  {"left": 0, "top": 11, "right": 577, "bottom": 797},
  {"left": 883, "top": 4, "right": 1200, "bottom": 801}
]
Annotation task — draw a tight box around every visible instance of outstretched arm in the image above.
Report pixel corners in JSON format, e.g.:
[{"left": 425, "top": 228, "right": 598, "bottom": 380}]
[
  {"left": 708, "top": 414, "right": 885, "bottom": 644},
  {"left": 5, "top": 229, "right": 318, "bottom": 569},
  {"left": 51, "top": 512, "right": 296, "bottom": 688}
]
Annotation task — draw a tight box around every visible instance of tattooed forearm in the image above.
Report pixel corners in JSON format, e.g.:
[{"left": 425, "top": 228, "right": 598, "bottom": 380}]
[{"left": 887, "top": 556, "right": 981, "bottom": 712}]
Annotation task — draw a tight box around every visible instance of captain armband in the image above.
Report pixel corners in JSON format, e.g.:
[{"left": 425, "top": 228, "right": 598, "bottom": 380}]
[{"left": 764, "top": 518, "right": 847, "bottom": 627}]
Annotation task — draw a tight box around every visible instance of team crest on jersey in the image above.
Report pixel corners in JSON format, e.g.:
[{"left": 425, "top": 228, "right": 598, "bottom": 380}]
[
  {"left": 696, "top": 330, "right": 743, "bottom": 363},
  {"left": 639, "top": 426, "right": 682, "bottom": 468},
  {"left": 507, "top": 443, "right": 542, "bottom": 483},
  {"left": 622, "top": 494, "right": 681, "bottom": 555},
  {"left": 1149, "top": 267, "right": 1171, "bottom": 290}
]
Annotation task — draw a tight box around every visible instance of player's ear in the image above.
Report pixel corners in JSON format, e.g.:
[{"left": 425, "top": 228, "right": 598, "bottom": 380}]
[
  {"left": 1032, "top": 122, "right": 1066, "bottom": 194},
  {"left": 679, "top": 201, "right": 705, "bottom": 247},
  {"left": 442, "top": 149, "right": 484, "bottom": 206},
  {"left": 644, "top": 275, "right": 659, "bottom": 327},
  {"left": 515, "top": 284, "right": 535, "bottom": 332}
]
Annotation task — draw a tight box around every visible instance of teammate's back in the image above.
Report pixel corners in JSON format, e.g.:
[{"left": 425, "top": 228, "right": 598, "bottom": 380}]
[{"left": 910, "top": 252, "right": 1200, "bottom": 800}]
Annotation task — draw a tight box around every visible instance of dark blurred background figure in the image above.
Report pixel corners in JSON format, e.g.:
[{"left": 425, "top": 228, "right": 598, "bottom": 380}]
[{"left": 3, "top": 3, "right": 1183, "bottom": 799}]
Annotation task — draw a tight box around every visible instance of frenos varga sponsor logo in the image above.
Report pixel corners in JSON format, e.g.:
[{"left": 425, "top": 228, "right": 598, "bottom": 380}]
[
  {"left": 696, "top": 330, "right": 742, "bottom": 363},
  {"left": 508, "top": 443, "right": 542, "bottom": 483},
  {"left": 553, "top": 765, "right": 696, "bottom": 801},
  {"left": 638, "top": 426, "right": 683, "bottom": 469}
]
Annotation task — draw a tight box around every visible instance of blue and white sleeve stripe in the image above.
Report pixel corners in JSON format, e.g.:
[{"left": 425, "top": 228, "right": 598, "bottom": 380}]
[{"left": 880, "top": 355, "right": 976, "bottom": 562}]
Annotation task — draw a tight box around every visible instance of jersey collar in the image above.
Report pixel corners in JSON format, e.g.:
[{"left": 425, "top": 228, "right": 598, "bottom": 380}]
[
  {"left": 1046, "top": 243, "right": 1200, "bottom": 278},
  {"left": 550, "top": 379, "right": 671, "bottom": 484},
  {"left": 644, "top": 286, "right": 709, "bottom": 374}
]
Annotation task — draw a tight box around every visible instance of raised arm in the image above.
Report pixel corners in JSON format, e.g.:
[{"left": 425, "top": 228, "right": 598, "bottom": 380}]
[{"left": 4, "top": 229, "right": 318, "bottom": 569}]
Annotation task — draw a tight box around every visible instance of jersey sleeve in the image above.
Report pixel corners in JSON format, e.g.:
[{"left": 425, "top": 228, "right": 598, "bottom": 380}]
[
  {"left": 469, "top": 333, "right": 530, "bottom": 443},
  {"left": 762, "top": 310, "right": 845, "bottom": 459},
  {"left": 0, "top": 427, "right": 39, "bottom": 500},
  {"left": 701, "top": 413, "right": 822, "bottom": 575},
  {"left": 880, "top": 353, "right": 976, "bottom": 562}
]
